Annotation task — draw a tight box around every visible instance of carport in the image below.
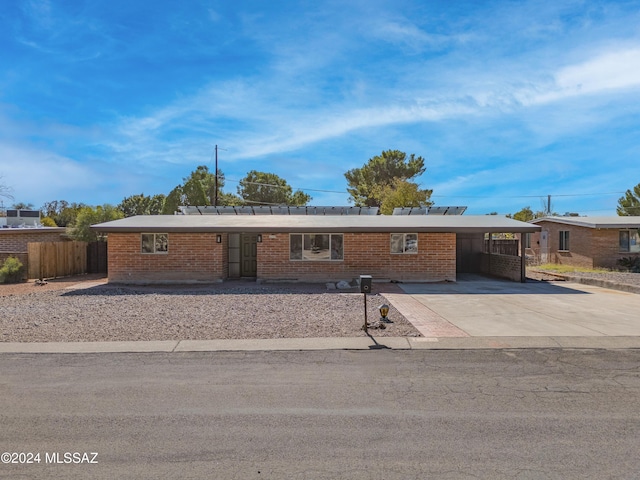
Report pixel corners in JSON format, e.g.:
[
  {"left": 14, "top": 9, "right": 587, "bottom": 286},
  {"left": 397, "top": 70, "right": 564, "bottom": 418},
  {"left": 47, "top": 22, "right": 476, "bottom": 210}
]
[{"left": 455, "top": 220, "right": 538, "bottom": 283}]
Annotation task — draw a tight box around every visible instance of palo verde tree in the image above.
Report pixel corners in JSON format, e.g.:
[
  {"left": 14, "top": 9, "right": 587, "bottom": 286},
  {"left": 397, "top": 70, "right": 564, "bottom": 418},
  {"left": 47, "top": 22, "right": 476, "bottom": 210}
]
[
  {"left": 617, "top": 183, "right": 640, "bottom": 216},
  {"left": 237, "top": 170, "right": 311, "bottom": 206},
  {"left": 344, "top": 150, "right": 431, "bottom": 208}
]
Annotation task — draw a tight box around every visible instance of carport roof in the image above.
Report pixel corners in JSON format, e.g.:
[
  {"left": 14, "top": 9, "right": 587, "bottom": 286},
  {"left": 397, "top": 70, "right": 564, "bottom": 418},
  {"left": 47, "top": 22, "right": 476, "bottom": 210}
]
[
  {"left": 531, "top": 216, "right": 640, "bottom": 229},
  {"left": 93, "top": 214, "right": 541, "bottom": 234}
]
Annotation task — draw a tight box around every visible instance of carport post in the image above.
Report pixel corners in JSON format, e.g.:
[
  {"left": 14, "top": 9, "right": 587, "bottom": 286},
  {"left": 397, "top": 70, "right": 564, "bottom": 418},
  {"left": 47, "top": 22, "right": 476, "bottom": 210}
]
[{"left": 520, "top": 234, "right": 526, "bottom": 283}]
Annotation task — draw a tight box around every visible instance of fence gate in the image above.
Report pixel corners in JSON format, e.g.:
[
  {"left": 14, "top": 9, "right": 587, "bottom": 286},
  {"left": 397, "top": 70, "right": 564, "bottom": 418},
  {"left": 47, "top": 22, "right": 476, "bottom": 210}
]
[{"left": 87, "top": 241, "right": 108, "bottom": 274}]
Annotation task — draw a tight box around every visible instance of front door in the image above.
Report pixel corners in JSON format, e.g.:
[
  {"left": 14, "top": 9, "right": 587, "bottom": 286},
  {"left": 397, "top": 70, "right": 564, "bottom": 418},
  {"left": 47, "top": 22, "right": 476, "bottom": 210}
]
[
  {"left": 241, "top": 234, "right": 258, "bottom": 277},
  {"left": 540, "top": 230, "right": 549, "bottom": 263}
]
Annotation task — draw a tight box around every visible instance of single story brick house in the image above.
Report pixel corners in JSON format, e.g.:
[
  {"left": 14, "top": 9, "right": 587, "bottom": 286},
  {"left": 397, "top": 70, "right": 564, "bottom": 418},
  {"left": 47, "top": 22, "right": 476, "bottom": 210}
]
[
  {"left": 93, "top": 214, "right": 539, "bottom": 284},
  {"left": 528, "top": 216, "right": 640, "bottom": 269}
]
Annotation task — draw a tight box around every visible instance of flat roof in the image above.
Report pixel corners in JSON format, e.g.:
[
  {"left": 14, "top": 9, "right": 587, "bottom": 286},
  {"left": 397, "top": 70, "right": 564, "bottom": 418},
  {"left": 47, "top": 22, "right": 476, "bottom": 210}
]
[
  {"left": 531, "top": 216, "right": 640, "bottom": 229},
  {"left": 0, "top": 227, "right": 66, "bottom": 234},
  {"left": 93, "top": 215, "right": 540, "bottom": 234}
]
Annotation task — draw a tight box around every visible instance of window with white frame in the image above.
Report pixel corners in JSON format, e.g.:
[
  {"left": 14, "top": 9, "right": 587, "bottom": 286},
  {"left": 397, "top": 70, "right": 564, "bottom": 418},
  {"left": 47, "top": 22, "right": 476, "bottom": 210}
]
[
  {"left": 290, "top": 234, "right": 343, "bottom": 261},
  {"left": 141, "top": 233, "right": 168, "bottom": 254},
  {"left": 619, "top": 229, "right": 640, "bottom": 253},
  {"left": 559, "top": 231, "right": 570, "bottom": 251},
  {"left": 391, "top": 233, "right": 418, "bottom": 254}
]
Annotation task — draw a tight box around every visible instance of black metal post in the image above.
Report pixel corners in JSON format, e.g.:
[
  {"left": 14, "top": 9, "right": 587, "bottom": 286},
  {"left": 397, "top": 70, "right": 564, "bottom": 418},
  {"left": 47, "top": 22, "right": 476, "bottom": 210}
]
[{"left": 363, "top": 293, "right": 368, "bottom": 332}]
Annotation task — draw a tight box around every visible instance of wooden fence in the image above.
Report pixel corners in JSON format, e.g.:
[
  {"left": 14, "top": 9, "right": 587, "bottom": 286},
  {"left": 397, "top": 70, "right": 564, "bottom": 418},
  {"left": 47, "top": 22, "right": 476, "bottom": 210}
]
[
  {"left": 27, "top": 241, "right": 88, "bottom": 279},
  {"left": 485, "top": 239, "right": 520, "bottom": 256}
]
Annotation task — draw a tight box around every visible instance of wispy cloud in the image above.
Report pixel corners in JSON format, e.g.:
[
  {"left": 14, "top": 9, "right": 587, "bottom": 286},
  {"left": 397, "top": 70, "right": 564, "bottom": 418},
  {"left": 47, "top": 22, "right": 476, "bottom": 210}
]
[{"left": 3, "top": 0, "right": 640, "bottom": 214}]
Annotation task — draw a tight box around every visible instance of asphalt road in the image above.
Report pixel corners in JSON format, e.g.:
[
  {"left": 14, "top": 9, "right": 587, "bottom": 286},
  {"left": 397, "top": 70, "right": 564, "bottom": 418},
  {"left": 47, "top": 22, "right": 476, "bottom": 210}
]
[{"left": 1, "top": 349, "right": 639, "bottom": 479}]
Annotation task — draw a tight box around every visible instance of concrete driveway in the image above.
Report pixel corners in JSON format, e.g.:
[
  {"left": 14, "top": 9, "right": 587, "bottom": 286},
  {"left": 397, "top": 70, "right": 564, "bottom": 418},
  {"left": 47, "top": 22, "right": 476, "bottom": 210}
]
[{"left": 387, "top": 275, "right": 640, "bottom": 337}]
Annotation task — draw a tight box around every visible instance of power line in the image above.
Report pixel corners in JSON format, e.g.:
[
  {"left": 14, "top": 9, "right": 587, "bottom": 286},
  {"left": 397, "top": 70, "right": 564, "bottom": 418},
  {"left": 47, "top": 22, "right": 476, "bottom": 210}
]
[
  {"left": 225, "top": 178, "right": 346, "bottom": 194},
  {"left": 225, "top": 178, "right": 626, "bottom": 200}
]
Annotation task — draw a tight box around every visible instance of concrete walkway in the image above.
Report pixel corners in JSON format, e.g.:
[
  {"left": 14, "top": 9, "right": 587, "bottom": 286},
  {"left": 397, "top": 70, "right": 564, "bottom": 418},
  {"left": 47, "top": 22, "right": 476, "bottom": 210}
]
[{"left": 1, "top": 275, "right": 639, "bottom": 353}]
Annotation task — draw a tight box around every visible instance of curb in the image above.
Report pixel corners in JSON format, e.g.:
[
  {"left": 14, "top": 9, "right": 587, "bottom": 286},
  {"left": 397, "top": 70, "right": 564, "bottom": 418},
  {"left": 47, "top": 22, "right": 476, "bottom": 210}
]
[
  {"left": 1, "top": 336, "right": 640, "bottom": 354},
  {"left": 563, "top": 276, "right": 640, "bottom": 295}
]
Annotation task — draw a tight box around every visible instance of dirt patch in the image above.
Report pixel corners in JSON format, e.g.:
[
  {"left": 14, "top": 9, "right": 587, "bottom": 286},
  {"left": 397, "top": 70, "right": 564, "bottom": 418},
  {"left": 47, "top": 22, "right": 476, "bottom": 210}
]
[{"left": 0, "top": 274, "right": 108, "bottom": 297}]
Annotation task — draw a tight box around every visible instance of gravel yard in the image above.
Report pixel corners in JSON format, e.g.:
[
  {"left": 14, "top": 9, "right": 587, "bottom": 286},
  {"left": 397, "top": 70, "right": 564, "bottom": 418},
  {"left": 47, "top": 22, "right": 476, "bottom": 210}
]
[
  {"left": 3, "top": 269, "right": 638, "bottom": 343},
  {"left": 0, "top": 277, "right": 420, "bottom": 342}
]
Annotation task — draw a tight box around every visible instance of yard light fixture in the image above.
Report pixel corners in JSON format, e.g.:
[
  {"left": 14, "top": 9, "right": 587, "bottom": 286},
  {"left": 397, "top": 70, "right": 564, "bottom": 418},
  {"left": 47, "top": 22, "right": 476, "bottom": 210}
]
[
  {"left": 379, "top": 303, "right": 391, "bottom": 323},
  {"left": 216, "top": 234, "right": 222, "bottom": 243}
]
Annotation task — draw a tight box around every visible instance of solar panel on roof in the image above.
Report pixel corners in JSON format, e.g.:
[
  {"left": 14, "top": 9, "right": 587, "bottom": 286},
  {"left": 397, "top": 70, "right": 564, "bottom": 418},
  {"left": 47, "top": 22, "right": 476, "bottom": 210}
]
[
  {"left": 176, "top": 205, "right": 384, "bottom": 215},
  {"left": 289, "top": 206, "right": 307, "bottom": 215},
  {"left": 271, "top": 206, "right": 290, "bottom": 215},
  {"left": 428, "top": 206, "right": 467, "bottom": 215},
  {"left": 216, "top": 206, "right": 237, "bottom": 215},
  {"left": 392, "top": 208, "right": 410, "bottom": 215},
  {"left": 235, "top": 206, "right": 254, "bottom": 215},
  {"left": 252, "top": 206, "right": 273, "bottom": 215}
]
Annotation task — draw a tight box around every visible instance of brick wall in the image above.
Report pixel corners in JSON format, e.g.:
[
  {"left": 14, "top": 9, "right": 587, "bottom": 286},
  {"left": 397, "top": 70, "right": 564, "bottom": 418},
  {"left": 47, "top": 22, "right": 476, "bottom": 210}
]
[
  {"left": 107, "top": 231, "right": 457, "bottom": 284},
  {"left": 479, "top": 253, "right": 523, "bottom": 281},
  {"left": 107, "top": 232, "right": 228, "bottom": 283},
  {"left": 0, "top": 229, "right": 67, "bottom": 253},
  {"left": 257, "top": 232, "right": 456, "bottom": 283}
]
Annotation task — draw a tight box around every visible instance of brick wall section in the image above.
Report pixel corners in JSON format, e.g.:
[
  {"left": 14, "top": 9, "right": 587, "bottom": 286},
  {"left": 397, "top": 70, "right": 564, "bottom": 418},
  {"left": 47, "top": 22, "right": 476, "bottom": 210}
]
[
  {"left": 479, "top": 253, "right": 522, "bottom": 281},
  {"left": 0, "top": 229, "right": 67, "bottom": 280},
  {"left": 107, "top": 233, "right": 228, "bottom": 283},
  {"left": 257, "top": 232, "right": 456, "bottom": 282},
  {"left": 534, "top": 221, "right": 640, "bottom": 269},
  {"left": 0, "top": 229, "right": 67, "bottom": 253}
]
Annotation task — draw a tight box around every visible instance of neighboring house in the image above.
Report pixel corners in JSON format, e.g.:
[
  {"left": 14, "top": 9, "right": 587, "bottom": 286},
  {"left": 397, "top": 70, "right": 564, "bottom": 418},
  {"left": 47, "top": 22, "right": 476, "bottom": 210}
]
[
  {"left": 93, "top": 214, "right": 539, "bottom": 284},
  {"left": 528, "top": 216, "right": 640, "bottom": 269}
]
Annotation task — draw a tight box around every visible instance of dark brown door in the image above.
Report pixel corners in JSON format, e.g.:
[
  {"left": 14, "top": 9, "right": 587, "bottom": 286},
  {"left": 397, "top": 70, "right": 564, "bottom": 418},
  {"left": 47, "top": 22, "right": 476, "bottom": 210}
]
[{"left": 241, "top": 234, "right": 257, "bottom": 277}]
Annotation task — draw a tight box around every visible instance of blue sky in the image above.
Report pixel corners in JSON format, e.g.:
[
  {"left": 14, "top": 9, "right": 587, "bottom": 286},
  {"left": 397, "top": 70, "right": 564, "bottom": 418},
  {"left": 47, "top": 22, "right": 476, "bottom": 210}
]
[{"left": 1, "top": 0, "right": 639, "bottom": 215}]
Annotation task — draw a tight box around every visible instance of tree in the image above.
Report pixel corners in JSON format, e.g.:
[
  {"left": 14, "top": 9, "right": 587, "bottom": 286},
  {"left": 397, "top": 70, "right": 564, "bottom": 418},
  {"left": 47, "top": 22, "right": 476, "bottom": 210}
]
[
  {"left": 40, "top": 217, "right": 58, "bottom": 227},
  {"left": 11, "top": 202, "right": 35, "bottom": 210},
  {"left": 0, "top": 176, "right": 13, "bottom": 201},
  {"left": 617, "top": 183, "right": 640, "bottom": 216},
  {"left": 217, "top": 191, "right": 244, "bottom": 206},
  {"left": 161, "top": 165, "right": 233, "bottom": 214},
  {"left": 344, "top": 150, "right": 428, "bottom": 207},
  {"left": 41, "top": 200, "right": 89, "bottom": 227},
  {"left": 237, "top": 171, "right": 311, "bottom": 206},
  {"left": 371, "top": 178, "right": 433, "bottom": 215},
  {"left": 68, "top": 205, "right": 124, "bottom": 242},
  {"left": 118, "top": 194, "right": 166, "bottom": 217},
  {"left": 162, "top": 186, "right": 185, "bottom": 215},
  {"left": 507, "top": 206, "right": 550, "bottom": 222}
]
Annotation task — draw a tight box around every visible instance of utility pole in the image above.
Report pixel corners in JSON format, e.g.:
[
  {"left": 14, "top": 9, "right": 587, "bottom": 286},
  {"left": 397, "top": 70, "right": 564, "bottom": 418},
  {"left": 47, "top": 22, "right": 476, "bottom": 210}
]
[
  {"left": 214, "top": 145, "right": 218, "bottom": 207},
  {"left": 547, "top": 195, "right": 551, "bottom": 216}
]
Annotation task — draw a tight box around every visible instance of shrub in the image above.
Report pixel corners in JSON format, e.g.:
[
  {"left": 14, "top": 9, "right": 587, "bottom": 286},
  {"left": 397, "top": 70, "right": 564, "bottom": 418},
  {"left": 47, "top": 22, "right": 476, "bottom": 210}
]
[
  {"left": 617, "top": 256, "right": 640, "bottom": 273},
  {"left": 0, "top": 256, "right": 25, "bottom": 284},
  {"left": 40, "top": 216, "right": 58, "bottom": 227}
]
